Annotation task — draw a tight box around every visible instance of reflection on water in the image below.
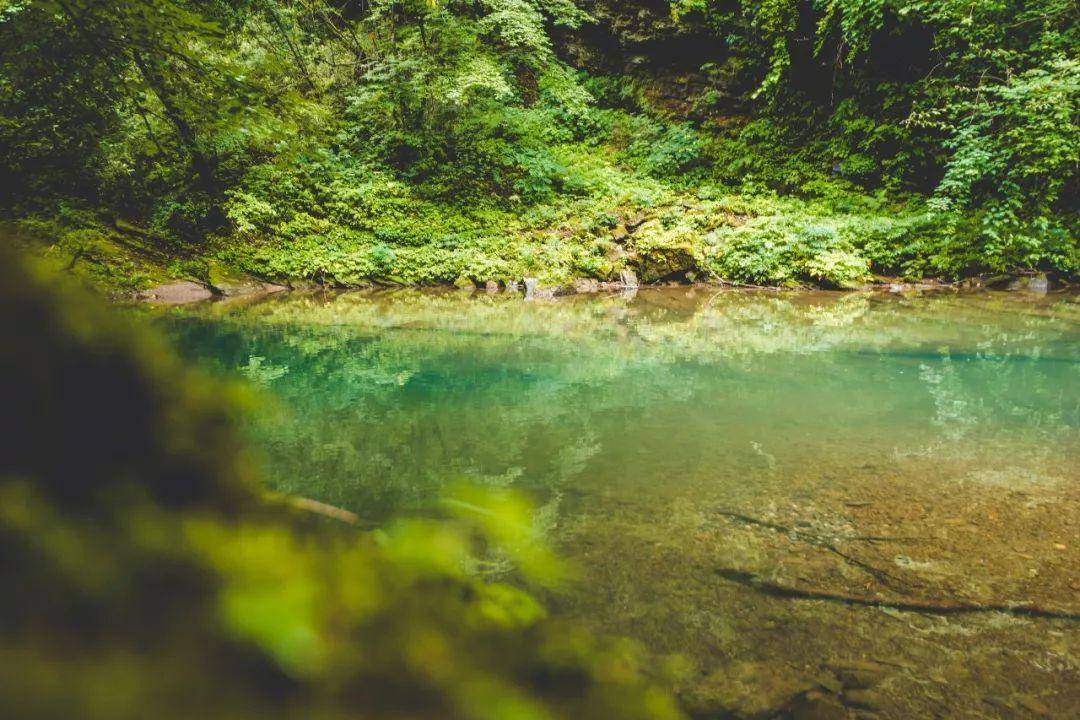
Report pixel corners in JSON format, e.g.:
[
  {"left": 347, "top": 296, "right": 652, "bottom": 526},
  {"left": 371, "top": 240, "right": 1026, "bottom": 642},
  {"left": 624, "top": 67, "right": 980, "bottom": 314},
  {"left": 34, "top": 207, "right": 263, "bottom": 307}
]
[{"left": 159, "top": 288, "right": 1080, "bottom": 718}]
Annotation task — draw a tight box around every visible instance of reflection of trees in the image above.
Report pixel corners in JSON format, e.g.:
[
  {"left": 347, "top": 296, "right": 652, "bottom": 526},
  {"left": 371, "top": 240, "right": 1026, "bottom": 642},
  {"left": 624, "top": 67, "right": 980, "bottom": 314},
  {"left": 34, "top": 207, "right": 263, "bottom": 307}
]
[
  {"left": 162, "top": 317, "right": 635, "bottom": 519},
  {"left": 158, "top": 290, "right": 1080, "bottom": 519},
  {"left": 919, "top": 355, "right": 981, "bottom": 441},
  {"left": 239, "top": 355, "right": 289, "bottom": 384}
]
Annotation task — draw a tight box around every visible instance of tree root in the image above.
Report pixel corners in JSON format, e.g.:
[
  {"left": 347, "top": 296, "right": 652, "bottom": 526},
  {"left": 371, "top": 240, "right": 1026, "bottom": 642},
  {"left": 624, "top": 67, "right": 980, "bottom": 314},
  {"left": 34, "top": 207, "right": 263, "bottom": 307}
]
[{"left": 715, "top": 568, "right": 1080, "bottom": 621}]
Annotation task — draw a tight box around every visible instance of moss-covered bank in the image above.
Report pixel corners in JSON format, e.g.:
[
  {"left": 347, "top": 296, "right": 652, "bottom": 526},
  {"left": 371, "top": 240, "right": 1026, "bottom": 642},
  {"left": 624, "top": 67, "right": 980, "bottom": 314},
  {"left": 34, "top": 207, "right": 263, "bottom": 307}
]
[{"left": 12, "top": 144, "right": 1077, "bottom": 300}]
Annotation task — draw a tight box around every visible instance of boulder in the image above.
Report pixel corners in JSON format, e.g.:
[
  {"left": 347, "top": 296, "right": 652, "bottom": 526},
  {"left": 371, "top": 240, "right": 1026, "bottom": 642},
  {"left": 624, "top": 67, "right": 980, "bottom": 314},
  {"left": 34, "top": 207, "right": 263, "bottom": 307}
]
[
  {"left": 1006, "top": 273, "right": 1050, "bottom": 294},
  {"left": 634, "top": 244, "right": 696, "bottom": 283},
  {"left": 572, "top": 278, "right": 601, "bottom": 294}
]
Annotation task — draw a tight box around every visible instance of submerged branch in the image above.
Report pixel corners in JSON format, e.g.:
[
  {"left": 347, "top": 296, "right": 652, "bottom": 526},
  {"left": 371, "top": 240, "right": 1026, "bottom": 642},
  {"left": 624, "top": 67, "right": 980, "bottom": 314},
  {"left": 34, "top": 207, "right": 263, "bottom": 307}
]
[
  {"left": 713, "top": 509, "right": 917, "bottom": 590},
  {"left": 715, "top": 568, "right": 1080, "bottom": 622},
  {"left": 715, "top": 509, "right": 928, "bottom": 544}
]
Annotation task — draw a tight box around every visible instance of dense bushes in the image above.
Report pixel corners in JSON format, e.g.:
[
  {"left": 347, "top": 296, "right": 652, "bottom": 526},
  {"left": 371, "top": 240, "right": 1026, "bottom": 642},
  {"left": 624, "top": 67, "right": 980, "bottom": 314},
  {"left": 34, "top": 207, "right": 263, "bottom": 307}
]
[{"left": 668, "top": 0, "right": 1077, "bottom": 270}]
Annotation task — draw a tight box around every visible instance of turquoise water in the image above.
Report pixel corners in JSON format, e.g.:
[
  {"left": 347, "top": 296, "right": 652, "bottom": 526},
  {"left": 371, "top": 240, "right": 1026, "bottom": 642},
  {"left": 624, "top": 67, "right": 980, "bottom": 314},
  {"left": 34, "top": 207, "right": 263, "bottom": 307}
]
[{"left": 159, "top": 288, "right": 1080, "bottom": 717}]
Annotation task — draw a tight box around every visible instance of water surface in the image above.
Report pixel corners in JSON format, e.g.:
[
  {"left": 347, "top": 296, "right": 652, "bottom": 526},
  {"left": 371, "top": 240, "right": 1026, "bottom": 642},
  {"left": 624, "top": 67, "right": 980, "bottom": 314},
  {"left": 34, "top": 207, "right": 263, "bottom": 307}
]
[{"left": 159, "top": 287, "right": 1080, "bottom": 718}]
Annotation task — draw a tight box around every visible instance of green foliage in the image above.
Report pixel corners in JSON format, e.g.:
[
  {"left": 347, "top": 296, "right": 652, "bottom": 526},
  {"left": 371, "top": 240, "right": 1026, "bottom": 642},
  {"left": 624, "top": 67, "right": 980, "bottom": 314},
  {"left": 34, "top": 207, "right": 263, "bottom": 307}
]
[
  {"left": 1, "top": 0, "right": 1076, "bottom": 290},
  {"left": 924, "top": 58, "right": 1079, "bottom": 263},
  {"left": 336, "top": 0, "right": 596, "bottom": 199},
  {"left": 10, "top": 205, "right": 177, "bottom": 293},
  {"left": 673, "top": 0, "right": 1077, "bottom": 274},
  {"left": 707, "top": 216, "right": 870, "bottom": 288},
  {"left": 626, "top": 120, "right": 704, "bottom": 178}
]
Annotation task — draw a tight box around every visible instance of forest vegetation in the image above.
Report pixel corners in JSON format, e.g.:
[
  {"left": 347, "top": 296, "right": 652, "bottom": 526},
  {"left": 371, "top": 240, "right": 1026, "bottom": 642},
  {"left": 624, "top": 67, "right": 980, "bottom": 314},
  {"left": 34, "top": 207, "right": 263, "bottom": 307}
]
[
  {"left": 2, "top": 0, "right": 1076, "bottom": 292},
  {"left": 2, "top": 3, "right": 1078, "bottom": 716}
]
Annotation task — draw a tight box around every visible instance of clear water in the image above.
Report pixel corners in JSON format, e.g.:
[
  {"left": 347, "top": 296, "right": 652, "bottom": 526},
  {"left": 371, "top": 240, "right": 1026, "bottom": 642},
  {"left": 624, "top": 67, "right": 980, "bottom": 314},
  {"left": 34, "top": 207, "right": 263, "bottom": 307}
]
[{"left": 159, "top": 288, "right": 1080, "bottom": 718}]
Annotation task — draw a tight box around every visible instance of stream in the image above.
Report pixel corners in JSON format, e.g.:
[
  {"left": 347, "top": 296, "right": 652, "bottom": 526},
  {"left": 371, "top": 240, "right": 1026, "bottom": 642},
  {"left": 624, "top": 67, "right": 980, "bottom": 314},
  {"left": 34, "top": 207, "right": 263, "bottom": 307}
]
[{"left": 157, "top": 286, "right": 1080, "bottom": 719}]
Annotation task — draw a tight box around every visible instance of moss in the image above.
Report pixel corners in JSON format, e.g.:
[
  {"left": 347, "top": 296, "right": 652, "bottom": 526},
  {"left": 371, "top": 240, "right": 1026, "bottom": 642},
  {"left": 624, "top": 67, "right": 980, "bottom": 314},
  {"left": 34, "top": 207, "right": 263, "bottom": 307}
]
[
  {"left": 14, "top": 127, "right": 1073, "bottom": 294},
  {"left": 9, "top": 213, "right": 177, "bottom": 295}
]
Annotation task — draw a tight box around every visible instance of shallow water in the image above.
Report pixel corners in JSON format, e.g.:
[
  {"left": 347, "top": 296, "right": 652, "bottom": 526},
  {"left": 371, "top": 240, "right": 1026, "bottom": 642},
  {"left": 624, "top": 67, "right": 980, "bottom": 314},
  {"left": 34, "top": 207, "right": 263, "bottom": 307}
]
[{"left": 159, "top": 287, "right": 1080, "bottom": 718}]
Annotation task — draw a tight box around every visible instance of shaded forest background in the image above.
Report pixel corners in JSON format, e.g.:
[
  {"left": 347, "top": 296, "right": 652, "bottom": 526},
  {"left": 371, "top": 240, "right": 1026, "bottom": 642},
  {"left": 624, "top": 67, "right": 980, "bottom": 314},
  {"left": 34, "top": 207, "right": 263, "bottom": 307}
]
[{"left": 2, "top": 0, "right": 1077, "bottom": 289}]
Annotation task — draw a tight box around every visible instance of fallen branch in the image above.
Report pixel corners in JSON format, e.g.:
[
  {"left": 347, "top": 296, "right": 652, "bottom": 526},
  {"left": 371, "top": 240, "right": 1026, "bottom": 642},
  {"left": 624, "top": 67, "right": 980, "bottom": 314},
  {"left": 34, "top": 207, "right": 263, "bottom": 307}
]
[
  {"left": 716, "top": 568, "right": 1080, "bottom": 621},
  {"left": 288, "top": 496, "right": 360, "bottom": 525}
]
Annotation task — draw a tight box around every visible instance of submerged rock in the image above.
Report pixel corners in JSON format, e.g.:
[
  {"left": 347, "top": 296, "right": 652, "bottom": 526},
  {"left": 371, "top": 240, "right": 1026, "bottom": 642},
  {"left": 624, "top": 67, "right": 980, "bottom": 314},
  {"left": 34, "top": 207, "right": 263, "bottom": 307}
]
[
  {"left": 682, "top": 662, "right": 817, "bottom": 719},
  {"left": 1011, "top": 693, "right": 1052, "bottom": 716},
  {"left": 634, "top": 244, "right": 697, "bottom": 283},
  {"left": 789, "top": 691, "right": 848, "bottom": 720},
  {"left": 841, "top": 688, "right": 885, "bottom": 711},
  {"left": 826, "top": 660, "right": 891, "bottom": 690}
]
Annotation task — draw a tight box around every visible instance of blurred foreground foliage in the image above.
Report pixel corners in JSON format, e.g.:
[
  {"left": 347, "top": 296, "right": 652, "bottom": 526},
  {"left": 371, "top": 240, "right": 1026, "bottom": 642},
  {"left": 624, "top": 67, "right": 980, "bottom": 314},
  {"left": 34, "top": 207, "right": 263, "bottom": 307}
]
[{"left": 0, "top": 250, "right": 683, "bottom": 720}]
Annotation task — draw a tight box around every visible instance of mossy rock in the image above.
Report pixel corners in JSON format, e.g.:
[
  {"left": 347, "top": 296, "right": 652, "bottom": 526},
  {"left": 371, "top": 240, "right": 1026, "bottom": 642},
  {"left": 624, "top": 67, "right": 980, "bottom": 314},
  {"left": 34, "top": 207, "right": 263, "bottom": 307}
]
[
  {"left": 206, "top": 259, "right": 276, "bottom": 296},
  {"left": 634, "top": 244, "right": 698, "bottom": 283}
]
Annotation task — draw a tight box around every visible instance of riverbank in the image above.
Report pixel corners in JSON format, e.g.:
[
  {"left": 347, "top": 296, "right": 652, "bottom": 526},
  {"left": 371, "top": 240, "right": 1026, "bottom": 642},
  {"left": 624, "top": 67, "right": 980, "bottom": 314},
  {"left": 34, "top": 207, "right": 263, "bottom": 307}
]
[
  {"left": 134, "top": 271, "right": 1069, "bottom": 308},
  {"left": 9, "top": 176, "right": 1077, "bottom": 303}
]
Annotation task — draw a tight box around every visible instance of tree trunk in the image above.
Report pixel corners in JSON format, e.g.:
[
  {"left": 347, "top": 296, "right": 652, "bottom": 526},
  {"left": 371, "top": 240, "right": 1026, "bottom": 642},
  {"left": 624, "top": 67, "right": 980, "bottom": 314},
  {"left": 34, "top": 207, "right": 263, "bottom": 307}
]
[{"left": 132, "top": 51, "right": 218, "bottom": 199}]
